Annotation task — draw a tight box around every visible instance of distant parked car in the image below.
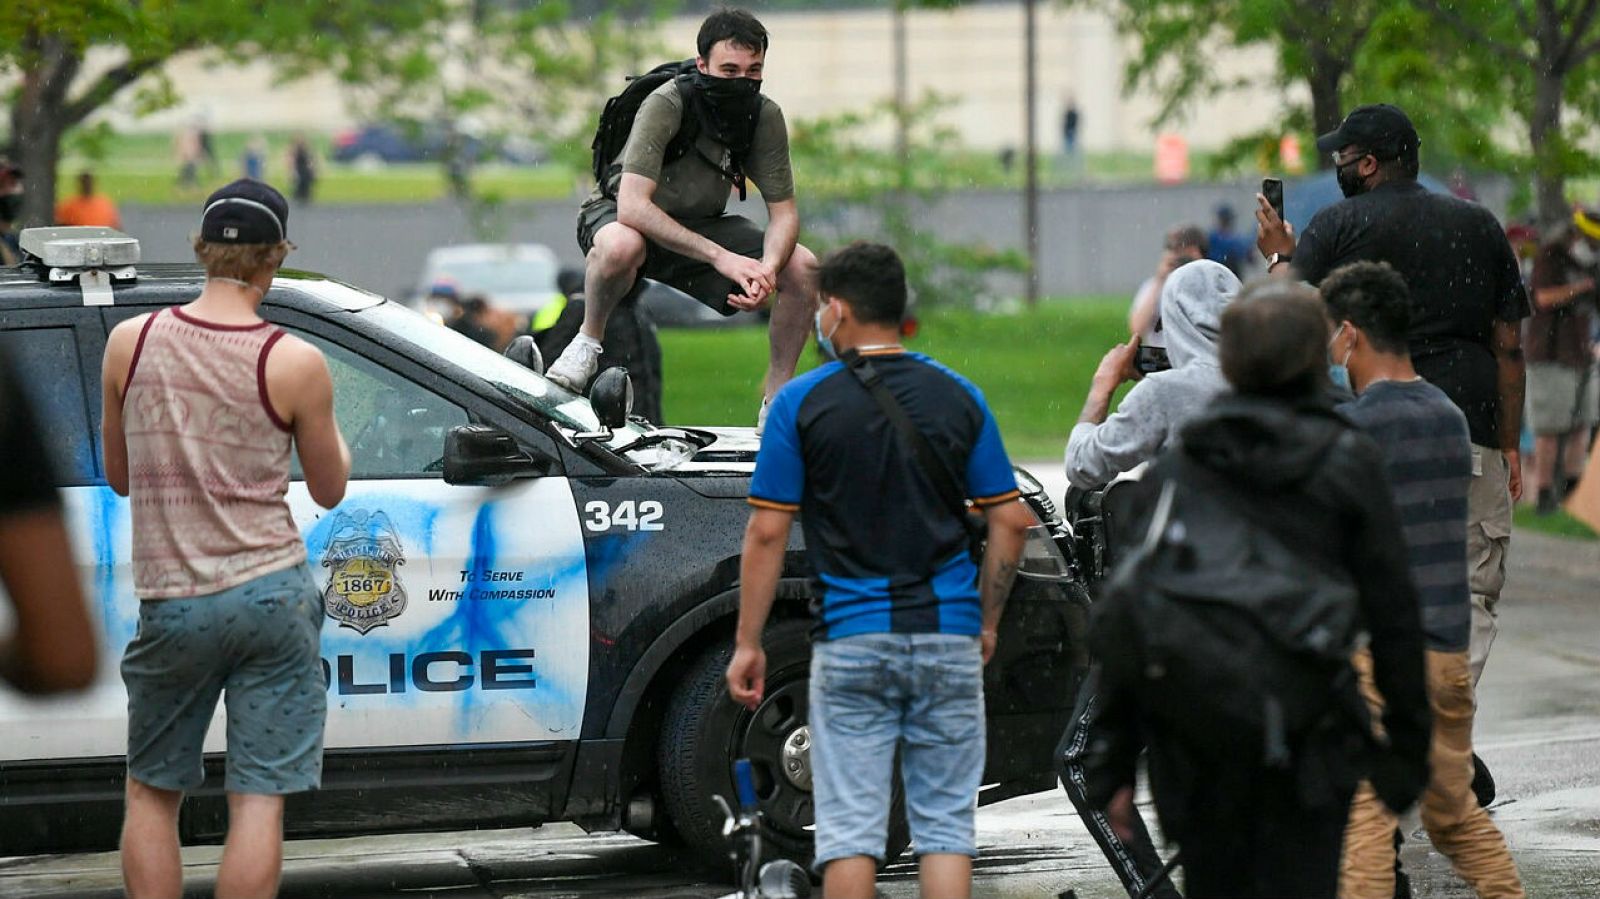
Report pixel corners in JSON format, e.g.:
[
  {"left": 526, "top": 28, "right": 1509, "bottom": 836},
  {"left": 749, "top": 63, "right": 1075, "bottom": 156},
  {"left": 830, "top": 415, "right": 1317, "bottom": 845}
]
[
  {"left": 333, "top": 124, "right": 548, "bottom": 167},
  {"left": 417, "top": 243, "right": 564, "bottom": 317}
]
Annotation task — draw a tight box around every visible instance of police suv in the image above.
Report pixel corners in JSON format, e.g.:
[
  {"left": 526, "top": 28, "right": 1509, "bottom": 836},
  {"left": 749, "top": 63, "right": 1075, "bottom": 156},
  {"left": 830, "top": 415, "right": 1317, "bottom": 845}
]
[{"left": 0, "top": 229, "right": 1088, "bottom": 865}]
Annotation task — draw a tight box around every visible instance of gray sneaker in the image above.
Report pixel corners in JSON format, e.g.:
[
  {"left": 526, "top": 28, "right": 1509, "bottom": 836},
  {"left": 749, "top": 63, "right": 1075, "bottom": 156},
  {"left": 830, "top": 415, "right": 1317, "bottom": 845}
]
[{"left": 546, "top": 335, "right": 603, "bottom": 393}]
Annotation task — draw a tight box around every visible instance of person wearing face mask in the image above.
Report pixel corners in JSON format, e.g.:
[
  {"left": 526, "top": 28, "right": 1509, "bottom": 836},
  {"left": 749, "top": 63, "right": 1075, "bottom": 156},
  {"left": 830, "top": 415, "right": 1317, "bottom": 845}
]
[
  {"left": 1255, "top": 107, "right": 1529, "bottom": 806},
  {"left": 729, "top": 242, "right": 1032, "bottom": 899},
  {"left": 553, "top": 7, "right": 817, "bottom": 437},
  {"left": 1067, "top": 260, "right": 1240, "bottom": 492},
  {"left": 1524, "top": 213, "right": 1600, "bottom": 515},
  {"left": 1323, "top": 261, "right": 1526, "bottom": 899}
]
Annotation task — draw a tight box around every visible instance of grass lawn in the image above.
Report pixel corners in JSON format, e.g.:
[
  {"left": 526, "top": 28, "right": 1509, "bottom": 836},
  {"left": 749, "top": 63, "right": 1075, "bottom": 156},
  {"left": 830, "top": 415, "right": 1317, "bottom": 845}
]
[
  {"left": 58, "top": 130, "right": 1195, "bottom": 207},
  {"left": 1512, "top": 504, "right": 1598, "bottom": 541},
  {"left": 659, "top": 297, "right": 1129, "bottom": 461}
]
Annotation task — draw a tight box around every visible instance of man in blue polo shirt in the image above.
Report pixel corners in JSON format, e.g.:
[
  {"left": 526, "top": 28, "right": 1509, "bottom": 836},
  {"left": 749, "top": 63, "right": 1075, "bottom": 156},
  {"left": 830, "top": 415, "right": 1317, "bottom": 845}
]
[{"left": 726, "top": 242, "right": 1032, "bottom": 899}]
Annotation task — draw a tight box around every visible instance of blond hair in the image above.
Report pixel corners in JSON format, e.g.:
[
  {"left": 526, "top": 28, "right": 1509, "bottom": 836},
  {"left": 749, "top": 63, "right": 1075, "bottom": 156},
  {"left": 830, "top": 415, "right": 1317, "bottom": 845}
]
[{"left": 191, "top": 235, "right": 291, "bottom": 281}]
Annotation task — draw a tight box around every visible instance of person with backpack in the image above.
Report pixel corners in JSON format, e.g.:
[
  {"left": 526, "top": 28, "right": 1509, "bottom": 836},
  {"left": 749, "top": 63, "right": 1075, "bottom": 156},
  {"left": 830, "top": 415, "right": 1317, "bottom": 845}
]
[
  {"left": 1325, "top": 262, "right": 1525, "bottom": 899},
  {"left": 726, "top": 242, "right": 1033, "bottom": 899},
  {"left": 1059, "top": 259, "right": 1241, "bottom": 899},
  {"left": 1084, "top": 279, "right": 1431, "bottom": 899},
  {"left": 550, "top": 7, "right": 817, "bottom": 434}
]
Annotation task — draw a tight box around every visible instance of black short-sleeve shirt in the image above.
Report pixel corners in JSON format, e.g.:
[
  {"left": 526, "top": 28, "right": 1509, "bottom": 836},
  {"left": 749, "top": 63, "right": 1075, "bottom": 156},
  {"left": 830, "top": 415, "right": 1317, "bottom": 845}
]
[{"left": 1294, "top": 180, "right": 1530, "bottom": 447}]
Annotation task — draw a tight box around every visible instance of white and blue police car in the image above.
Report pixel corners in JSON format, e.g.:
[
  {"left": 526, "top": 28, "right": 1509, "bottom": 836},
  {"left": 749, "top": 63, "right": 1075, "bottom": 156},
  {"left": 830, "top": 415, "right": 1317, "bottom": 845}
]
[{"left": 0, "top": 228, "right": 1089, "bottom": 866}]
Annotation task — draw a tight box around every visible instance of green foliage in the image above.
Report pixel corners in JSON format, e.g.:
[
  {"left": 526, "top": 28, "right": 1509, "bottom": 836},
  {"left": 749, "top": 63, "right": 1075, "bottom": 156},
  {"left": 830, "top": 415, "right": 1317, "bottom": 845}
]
[
  {"left": 788, "top": 94, "right": 1028, "bottom": 309},
  {"left": 1385, "top": 0, "right": 1600, "bottom": 222},
  {"left": 338, "top": 0, "right": 673, "bottom": 231}
]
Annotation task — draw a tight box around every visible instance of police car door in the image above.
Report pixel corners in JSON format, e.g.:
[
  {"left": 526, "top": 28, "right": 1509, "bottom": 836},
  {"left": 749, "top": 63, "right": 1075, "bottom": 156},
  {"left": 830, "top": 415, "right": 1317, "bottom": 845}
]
[
  {"left": 282, "top": 325, "right": 590, "bottom": 751},
  {"left": 1, "top": 308, "right": 588, "bottom": 767}
]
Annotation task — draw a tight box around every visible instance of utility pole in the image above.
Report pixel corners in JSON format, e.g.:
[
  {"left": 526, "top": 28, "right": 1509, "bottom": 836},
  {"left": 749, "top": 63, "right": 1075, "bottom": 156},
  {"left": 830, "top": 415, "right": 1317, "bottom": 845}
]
[
  {"left": 1023, "top": 0, "right": 1040, "bottom": 307},
  {"left": 893, "top": 1, "right": 910, "bottom": 202}
]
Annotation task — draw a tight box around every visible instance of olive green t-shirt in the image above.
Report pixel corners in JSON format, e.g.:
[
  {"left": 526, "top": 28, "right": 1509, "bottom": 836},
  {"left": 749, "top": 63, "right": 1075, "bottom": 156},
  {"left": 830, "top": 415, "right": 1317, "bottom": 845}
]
[{"left": 595, "top": 80, "right": 794, "bottom": 220}]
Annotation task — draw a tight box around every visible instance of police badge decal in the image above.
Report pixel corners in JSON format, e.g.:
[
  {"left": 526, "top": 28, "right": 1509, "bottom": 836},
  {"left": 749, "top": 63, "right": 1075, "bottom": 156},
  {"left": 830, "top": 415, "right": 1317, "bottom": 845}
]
[{"left": 321, "top": 510, "right": 408, "bottom": 634}]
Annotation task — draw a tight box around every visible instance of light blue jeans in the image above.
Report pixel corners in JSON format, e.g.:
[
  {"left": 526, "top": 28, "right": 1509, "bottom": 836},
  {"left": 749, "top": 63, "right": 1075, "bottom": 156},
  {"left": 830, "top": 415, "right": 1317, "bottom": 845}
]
[{"left": 809, "top": 632, "right": 985, "bottom": 870}]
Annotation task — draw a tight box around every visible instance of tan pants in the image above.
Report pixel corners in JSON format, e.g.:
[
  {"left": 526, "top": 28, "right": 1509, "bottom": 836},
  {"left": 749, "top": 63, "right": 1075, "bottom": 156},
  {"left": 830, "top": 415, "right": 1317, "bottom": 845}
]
[
  {"left": 1467, "top": 445, "right": 1512, "bottom": 685},
  {"left": 1340, "top": 650, "right": 1524, "bottom": 899}
]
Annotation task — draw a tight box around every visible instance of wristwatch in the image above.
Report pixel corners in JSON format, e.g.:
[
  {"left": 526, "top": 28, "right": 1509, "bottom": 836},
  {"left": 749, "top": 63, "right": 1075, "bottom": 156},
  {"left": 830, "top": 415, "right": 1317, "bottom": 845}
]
[{"left": 1266, "top": 252, "right": 1292, "bottom": 271}]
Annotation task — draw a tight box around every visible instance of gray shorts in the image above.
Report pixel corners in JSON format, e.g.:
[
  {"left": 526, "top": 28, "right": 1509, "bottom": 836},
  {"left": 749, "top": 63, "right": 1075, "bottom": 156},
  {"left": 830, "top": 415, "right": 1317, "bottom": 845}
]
[
  {"left": 122, "top": 563, "right": 326, "bottom": 794},
  {"left": 576, "top": 198, "right": 765, "bottom": 315},
  {"left": 1526, "top": 361, "right": 1599, "bottom": 434}
]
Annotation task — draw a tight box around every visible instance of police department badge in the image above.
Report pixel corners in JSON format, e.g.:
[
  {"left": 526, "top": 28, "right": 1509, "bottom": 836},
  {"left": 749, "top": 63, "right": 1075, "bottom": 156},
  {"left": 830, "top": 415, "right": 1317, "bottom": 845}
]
[{"left": 321, "top": 510, "right": 408, "bottom": 634}]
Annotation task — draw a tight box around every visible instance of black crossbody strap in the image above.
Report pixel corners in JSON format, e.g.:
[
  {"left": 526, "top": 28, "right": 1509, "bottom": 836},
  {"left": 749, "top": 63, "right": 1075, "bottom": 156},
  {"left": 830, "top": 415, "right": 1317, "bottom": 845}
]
[{"left": 840, "top": 349, "right": 970, "bottom": 522}]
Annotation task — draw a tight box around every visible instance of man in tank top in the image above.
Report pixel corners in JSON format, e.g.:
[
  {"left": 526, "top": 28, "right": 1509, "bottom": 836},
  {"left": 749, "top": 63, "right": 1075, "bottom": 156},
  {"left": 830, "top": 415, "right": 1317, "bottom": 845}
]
[{"left": 100, "top": 179, "right": 350, "bottom": 899}]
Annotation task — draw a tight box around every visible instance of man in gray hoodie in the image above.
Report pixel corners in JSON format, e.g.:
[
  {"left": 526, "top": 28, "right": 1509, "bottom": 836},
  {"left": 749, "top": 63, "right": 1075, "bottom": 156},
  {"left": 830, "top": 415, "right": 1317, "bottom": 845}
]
[
  {"left": 1067, "top": 259, "right": 1241, "bottom": 490},
  {"left": 1054, "top": 259, "right": 1239, "bottom": 899}
]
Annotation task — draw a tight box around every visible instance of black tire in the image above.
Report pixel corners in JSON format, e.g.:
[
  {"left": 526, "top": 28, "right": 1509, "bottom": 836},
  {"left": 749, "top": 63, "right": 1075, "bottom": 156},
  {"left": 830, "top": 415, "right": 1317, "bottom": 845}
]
[{"left": 657, "top": 618, "right": 909, "bottom": 870}]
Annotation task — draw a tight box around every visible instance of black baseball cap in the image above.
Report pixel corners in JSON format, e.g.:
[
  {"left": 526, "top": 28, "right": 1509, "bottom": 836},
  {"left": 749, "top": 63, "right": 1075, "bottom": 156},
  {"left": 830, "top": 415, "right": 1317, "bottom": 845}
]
[
  {"left": 200, "top": 179, "right": 289, "bottom": 244},
  {"left": 1315, "top": 104, "right": 1420, "bottom": 158}
]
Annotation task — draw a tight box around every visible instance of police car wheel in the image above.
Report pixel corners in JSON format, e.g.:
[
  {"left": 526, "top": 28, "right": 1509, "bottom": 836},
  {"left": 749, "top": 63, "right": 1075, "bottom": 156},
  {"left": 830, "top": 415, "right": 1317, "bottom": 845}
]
[{"left": 657, "top": 618, "right": 910, "bottom": 871}]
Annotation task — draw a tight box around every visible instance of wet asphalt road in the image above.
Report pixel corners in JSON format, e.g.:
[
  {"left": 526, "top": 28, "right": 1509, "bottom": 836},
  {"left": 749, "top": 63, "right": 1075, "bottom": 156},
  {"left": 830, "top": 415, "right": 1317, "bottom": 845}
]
[{"left": 4, "top": 469, "right": 1598, "bottom": 898}]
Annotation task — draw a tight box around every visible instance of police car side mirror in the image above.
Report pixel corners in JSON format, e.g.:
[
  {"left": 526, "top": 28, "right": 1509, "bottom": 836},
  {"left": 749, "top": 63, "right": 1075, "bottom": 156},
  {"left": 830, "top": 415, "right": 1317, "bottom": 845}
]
[
  {"left": 503, "top": 335, "right": 544, "bottom": 375},
  {"left": 443, "top": 425, "right": 549, "bottom": 486},
  {"left": 589, "top": 367, "right": 633, "bottom": 430}
]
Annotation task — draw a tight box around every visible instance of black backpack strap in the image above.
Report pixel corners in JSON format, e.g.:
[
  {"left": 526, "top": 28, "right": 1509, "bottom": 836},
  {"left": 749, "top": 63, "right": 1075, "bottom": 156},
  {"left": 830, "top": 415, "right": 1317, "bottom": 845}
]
[
  {"left": 672, "top": 74, "right": 752, "bottom": 202},
  {"left": 840, "top": 349, "right": 973, "bottom": 529}
]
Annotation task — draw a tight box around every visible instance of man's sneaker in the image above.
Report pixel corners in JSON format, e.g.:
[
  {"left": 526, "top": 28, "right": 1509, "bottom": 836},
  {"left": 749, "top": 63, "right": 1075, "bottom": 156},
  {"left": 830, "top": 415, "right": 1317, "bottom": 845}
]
[
  {"left": 1472, "top": 752, "right": 1496, "bottom": 807},
  {"left": 545, "top": 334, "right": 603, "bottom": 393},
  {"left": 756, "top": 396, "right": 771, "bottom": 437}
]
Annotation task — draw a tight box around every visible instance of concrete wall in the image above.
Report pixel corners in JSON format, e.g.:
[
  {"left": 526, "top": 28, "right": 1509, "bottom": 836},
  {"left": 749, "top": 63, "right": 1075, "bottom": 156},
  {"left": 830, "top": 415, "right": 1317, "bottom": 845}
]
[{"left": 120, "top": 177, "right": 1511, "bottom": 300}]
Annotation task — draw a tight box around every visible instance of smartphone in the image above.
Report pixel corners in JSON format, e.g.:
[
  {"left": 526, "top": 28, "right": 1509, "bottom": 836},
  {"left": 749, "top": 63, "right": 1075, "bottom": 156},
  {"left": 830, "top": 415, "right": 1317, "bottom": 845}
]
[{"left": 1262, "top": 177, "right": 1285, "bottom": 221}]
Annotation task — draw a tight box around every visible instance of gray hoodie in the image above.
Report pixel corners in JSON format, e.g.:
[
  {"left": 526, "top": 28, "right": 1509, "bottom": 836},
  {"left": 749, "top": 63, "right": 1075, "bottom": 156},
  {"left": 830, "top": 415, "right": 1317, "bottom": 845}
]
[{"left": 1065, "top": 259, "right": 1240, "bottom": 489}]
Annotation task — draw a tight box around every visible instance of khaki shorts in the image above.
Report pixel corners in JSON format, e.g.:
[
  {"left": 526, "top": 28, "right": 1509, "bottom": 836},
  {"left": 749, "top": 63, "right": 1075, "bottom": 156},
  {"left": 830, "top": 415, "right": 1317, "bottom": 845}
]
[
  {"left": 576, "top": 198, "right": 765, "bottom": 316},
  {"left": 1526, "top": 361, "right": 1599, "bottom": 434}
]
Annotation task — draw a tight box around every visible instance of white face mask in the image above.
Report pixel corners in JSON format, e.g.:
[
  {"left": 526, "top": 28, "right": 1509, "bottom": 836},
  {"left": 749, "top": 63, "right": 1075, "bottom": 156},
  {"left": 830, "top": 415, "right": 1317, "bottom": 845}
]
[{"left": 1570, "top": 240, "right": 1597, "bottom": 267}]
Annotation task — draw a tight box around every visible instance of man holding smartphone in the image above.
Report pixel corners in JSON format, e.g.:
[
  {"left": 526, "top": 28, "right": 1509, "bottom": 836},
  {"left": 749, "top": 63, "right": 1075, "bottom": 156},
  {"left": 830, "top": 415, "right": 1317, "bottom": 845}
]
[{"left": 1257, "top": 103, "right": 1529, "bottom": 804}]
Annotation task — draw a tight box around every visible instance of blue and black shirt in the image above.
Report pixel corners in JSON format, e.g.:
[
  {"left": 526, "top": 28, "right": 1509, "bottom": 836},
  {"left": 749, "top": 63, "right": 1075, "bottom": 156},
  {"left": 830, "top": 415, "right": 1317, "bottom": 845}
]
[{"left": 749, "top": 350, "right": 1020, "bottom": 641}]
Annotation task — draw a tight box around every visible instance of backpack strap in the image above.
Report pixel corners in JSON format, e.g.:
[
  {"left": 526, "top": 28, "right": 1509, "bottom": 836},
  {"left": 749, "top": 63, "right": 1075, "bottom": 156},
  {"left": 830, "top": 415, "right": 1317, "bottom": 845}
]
[
  {"left": 840, "top": 349, "right": 985, "bottom": 547},
  {"left": 672, "top": 76, "right": 749, "bottom": 201}
]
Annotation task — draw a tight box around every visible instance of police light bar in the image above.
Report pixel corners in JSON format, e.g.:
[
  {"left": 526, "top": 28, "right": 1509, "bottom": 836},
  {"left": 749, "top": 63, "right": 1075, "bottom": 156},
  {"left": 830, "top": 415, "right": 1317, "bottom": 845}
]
[
  {"left": 19, "top": 226, "right": 140, "bottom": 269},
  {"left": 18, "top": 226, "right": 139, "bottom": 306}
]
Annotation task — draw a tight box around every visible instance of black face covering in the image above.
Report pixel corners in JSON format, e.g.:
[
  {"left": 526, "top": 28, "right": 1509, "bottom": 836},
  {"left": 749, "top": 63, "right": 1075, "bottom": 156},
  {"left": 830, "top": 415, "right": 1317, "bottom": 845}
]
[
  {"left": 1335, "top": 159, "right": 1367, "bottom": 198},
  {"left": 684, "top": 71, "right": 763, "bottom": 156},
  {"left": 0, "top": 193, "right": 20, "bottom": 223}
]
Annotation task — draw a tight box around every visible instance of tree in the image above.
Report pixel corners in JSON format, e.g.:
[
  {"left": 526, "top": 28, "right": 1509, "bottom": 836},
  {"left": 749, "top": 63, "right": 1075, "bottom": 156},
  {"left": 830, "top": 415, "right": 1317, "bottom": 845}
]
[
  {"left": 790, "top": 94, "right": 1027, "bottom": 309},
  {"left": 1, "top": 0, "right": 440, "bottom": 227},
  {"left": 1406, "top": 0, "right": 1600, "bottom": 224},
  {"left": 341, "top": 0, "right": 673, "bottom": 233},
  {"left": 1088, "top": 0, "right": 1391, "bottom": 165}
]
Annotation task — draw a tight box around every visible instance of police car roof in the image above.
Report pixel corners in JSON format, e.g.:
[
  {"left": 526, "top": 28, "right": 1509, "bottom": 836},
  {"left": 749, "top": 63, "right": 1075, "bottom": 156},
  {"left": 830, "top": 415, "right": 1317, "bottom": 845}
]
[{"left": 0, "top": 263, "right": 385, "bottom": 312}]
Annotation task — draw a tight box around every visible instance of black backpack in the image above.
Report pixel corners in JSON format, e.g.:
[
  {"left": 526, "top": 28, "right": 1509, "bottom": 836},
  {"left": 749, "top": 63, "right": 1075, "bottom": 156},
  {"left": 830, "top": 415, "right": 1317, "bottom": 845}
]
[
  {"left": 589, "top": 59, "right": 750, "bottom": 201},
  {"left": 1091, "top": 454, "right": 1362, "bottom": 770}
]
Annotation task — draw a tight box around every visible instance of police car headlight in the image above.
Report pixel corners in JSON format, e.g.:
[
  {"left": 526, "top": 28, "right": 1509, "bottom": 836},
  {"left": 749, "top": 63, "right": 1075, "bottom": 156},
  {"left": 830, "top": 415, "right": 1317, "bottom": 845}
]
[{"left": 1018, "top": 505, "right": 1074, "bottom": 582}]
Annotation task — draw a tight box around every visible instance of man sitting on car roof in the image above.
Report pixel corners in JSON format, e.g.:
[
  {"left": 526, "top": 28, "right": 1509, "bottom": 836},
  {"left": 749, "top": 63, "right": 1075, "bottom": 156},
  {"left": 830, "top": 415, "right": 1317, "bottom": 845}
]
[{"left": 549, "top": 7, "right": 817, "bottom": 435}]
